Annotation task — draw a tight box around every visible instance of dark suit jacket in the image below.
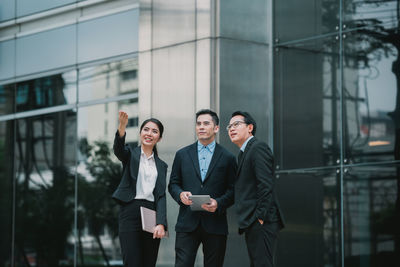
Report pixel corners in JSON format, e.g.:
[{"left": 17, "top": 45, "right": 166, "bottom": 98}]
[
  {"left": 112, "top": 132, "right": 168, "bottom": 228},
  {"left": 235, "top": 137, "right": 285, "bottom": 231},
  {"left": 168, "top": 142, "right": 237, "bottom": 235}
]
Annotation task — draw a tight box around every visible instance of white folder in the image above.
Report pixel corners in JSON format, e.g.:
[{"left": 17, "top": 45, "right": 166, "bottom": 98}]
[
  {"left": 140, "top": 206, "right": 156, "bottom": 233},
  {"left": 140, "top": 206, "right": 169, "bottom": 237}
]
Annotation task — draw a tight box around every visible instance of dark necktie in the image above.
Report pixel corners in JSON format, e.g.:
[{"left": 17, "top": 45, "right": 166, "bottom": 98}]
[{"left": 238, "top": 150, "right": 244, "bottom": 163}]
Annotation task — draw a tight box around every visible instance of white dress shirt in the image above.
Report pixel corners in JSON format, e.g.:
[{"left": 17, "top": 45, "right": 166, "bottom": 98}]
[{"left": 135, "top": 149, "right": 158, "bottom": 202}]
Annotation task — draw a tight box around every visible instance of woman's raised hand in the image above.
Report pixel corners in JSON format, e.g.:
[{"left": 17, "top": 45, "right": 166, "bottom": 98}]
[{"left": 118, "top": 111, "right": 129, "bottom": 137}]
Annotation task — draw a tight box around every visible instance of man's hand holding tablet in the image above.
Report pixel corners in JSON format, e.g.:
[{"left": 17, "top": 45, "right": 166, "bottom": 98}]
[{"left": 188, "top": 195, "right": 213, "bottom": 211}]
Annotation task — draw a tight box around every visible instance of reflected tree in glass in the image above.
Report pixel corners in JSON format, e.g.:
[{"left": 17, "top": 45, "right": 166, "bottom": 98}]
[
  {"left": 0, "top": 121, "right": 13, "bottom": 266},
  {"left": 15, "top": 112, "right": 76, "bottom": 266},
  {"left": 16, "top": 74, "right": 70, "bottom": 112},
  {"left": 344, "top": 0, "right": 400, "bottom": 261},
  {"left": 77, "top": 138, "right": 122, "bottom": 266}
]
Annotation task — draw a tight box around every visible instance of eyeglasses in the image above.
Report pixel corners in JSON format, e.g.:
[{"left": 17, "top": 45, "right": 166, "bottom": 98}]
[{"left": 226, "top": 121, "right": 246, "bottom": 131}]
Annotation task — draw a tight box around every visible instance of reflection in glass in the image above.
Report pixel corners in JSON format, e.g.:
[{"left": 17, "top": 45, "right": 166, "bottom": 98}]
[
  {"left": 276, "top": 170, "right": 341, "bottom": 267},
  {"left": 274, "top": 36, "right": 340, "bottom": 169},
  {"left": 76, "top": 101, "right": 138, "bottom": 266},
  {"left": 0, "top": 120, "right": 13, "bottom": 266},
  {"left": 343, "top": 0, "right": 399, "bottom": 30},
  {"left": 343, "top": 165, "right": 400, "bottom": 266},
  {"left": 274, "top": 0, "right": 339, "bottom": 43},
  {"left": 0, "top": 83, "right": 15, "bottom": 115},
  {"left": 343, "top": 31, "right": 398, "bottom": 163},
  {"left": 78, "top": 58, "right": 138, "bottom": 102},
  {"left": 15, "top": 71, "right": 77, "bottom": 113},
  {"left": 14, "top": 110, "right": 77, "bottom": 266}
]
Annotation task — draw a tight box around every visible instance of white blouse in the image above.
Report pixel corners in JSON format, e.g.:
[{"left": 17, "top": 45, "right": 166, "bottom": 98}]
[{"left": 135, "top": 149, "right": 158, "bottom": 202}]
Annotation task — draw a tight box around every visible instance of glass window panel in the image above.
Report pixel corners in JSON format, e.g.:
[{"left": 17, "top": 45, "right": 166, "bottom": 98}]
[
  {"left": 16, "top": 25, "right": 76, "bottom": 76},
  {"left": 14, "top": 110, "right": 77, "bottom": 266},
  {"left": 16, "top": 0, "right": 75, "bottom": 18},
  {"left": 274, "top": 36, "right": 341, "bottom": 170},
  {"left": 76, "top": 100, "right": 138, "bottom": 266},
  {"left": 0, "top": 83, "right": 15, "bottom": 115},
  {"left": 276, "top": 170, "right": 341, "bottom": 267},
  {"left": 15, "top": 70, "right": 77, "bottom": 113},
  {"left": 0, "top": 39, "right": 16, "bottom": 81},
  {"left": 218, "top": 38, "right": 270, "bottom": 152},
  {"left": 220, "top": 0, "right": 268, "bottom": 43},
  {"left": 78, "top": 58, "right": 137, "bottom": 102},
  {"left": 0, "top": 120, "right": 14, "bottom": 266},
  {"left": 152, "top": 0, "right": 195, "bottom": 49},
  {"left": 344, "top": 164, "right": 400, "bottom": 266},
  {"left": 77, "top": 9, "right": 139, "bottom": 64},
  {"left": 343, "top": 0, "right": 399, "bottom": 30},
  {"left": 343, "top": 30, "right": 398, "bottom": 164},
  {"left": 275, "top": 0, "right": 339, "bottom": 43},
  {"left": 0, "top": 0, "right": 15, "bottom": 22}
]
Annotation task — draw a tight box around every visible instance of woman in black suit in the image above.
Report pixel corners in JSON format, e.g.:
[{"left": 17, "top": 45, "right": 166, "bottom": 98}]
[{"left": 112, "top": 111, "right": 168, "bottom": 267}]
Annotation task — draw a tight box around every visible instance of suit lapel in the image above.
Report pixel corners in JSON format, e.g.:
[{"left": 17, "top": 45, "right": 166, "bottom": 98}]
[
  {"left": 188, "top": 142, "right": 202, "bottom": 181},
  {"left": 203, "top": 144, "right": 222, "bottom": 183},
  {"left": 237, "top": 137, "right": 256, "bottom": 175},
  {"left": 130, "top": 146, "right": 141, "bottom": 178},
  {"left": 153, "top": 155, "right": 165, "bottom": 196}
]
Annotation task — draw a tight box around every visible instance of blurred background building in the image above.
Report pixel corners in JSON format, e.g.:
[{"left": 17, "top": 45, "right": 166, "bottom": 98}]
[{"left": 0, "top": 0, "right": 399, "bottom": 266}]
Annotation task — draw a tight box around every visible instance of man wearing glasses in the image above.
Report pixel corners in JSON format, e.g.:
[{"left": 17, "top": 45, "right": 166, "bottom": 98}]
[{"left": 227, "top": 111, "right": 285, "bottom": 267}]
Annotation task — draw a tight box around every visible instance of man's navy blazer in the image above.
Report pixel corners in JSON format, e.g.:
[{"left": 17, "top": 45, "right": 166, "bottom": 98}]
[
  {"left": 168, "top": 142, "right": 237, "bottom": 235},
  {"left": 112, "top": 132, "right": 168, "bottom": 228},
  {"left": 235, "top": 137, "right": 285, "bottom": 231}
]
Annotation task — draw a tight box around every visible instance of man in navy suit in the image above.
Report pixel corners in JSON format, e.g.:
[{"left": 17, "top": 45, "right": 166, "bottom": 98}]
[
  {"left": 227, "top": 111, "right": 284, "bottom": 267},
  {"left": 169, "top": 109, "right": 237, "bottom": 267}
]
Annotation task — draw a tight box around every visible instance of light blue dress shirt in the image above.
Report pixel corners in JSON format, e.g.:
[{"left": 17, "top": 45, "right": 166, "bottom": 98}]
[
  {"left": 198, "top": 140, "right": 216, "bottom": 181},
  {"left": 240, "top": 136, "right": 254, "bottom": 152}
]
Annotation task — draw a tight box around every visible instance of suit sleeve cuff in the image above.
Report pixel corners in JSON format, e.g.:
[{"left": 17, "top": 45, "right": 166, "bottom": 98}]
[{"left": 115, "top": 130, "right": 126, "bottom": 140}]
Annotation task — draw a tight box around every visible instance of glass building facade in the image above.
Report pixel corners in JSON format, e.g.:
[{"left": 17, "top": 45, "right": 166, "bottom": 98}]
[
  {"left": 0, "top": 0, "right": 399, "bottom": 266},
  {"left": 274, "top": 1, "right": 399, "bottom": 267}
]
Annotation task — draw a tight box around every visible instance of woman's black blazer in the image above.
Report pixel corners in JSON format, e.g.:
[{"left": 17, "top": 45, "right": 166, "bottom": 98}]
[{"left": 112, "top": 132, "right": 168, "bottom": 228}]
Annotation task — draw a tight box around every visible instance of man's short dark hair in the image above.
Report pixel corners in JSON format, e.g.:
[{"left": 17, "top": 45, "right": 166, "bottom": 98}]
[
  {"left": 196, "top": 109, "right": 219, "bottom": 126},
  {"left": 231, "top": 111, "right": 257, "bottom": 136}
]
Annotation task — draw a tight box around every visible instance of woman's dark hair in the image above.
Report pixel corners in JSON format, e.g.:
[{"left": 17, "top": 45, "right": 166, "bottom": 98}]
[
  {"left": 231, "top": 111, "right": 257, "bottom": 136},
  {"left": 140, "top": 118, "right": 164, "bottom": 155}
]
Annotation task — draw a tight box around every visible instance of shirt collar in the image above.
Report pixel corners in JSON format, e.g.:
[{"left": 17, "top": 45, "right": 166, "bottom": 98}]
[
  {"left": 141, "top": 148, "right": 154, "bottom": 160},
  {"left": 240, "top": 136, "right": 254, "bottom": 152},
  {"left": 197, "top": 140, "right": 216, "bottom": 153}
]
